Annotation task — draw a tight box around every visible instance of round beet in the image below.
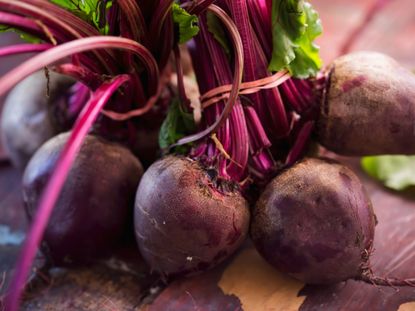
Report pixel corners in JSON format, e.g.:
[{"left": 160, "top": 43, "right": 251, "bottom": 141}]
[
  {"left": 318, "top": 51, "right": 415, "bottom": 156},
  {"left": 1, "top": 71, "right": 75, "bottom": 168},
  {"left": 251, "top": 158, "right": 376, "bottom": 284},
  {"left": 23, "top": 132, "right": 143, "bottom": 265},
  {"left": 134, "top": 156, "right": 250, "bottom": 277}
]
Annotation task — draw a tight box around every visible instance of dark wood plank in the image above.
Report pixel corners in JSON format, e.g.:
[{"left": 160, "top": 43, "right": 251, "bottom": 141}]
[
  {"left": 143, "top": 261, "right": 243, "bottom": 311},
  {"left": 19, "top": 247, "right": 159, "bottom": 311}
]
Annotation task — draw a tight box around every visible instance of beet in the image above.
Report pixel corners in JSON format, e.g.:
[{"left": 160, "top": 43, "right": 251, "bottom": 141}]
[
  {"left": 23, "top": 132, "right": 143, "bottom": 265},
  {"left": 134, "top": 156, "right": 250, "bottom": 277},
  {"left": 318, "top": 51, "right": 415, "bottom": 156},
  {"left": 251, "top": 158, "right": 376, "bottom": 284},
  {"left": 1, "top": 71, "right": 75, "bottom": 168}
]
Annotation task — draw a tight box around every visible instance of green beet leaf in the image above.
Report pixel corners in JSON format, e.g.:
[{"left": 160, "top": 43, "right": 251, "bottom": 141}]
[
  {"left": 269, "top": 0, "right": 322, "bottom": 78},
  {"left": 361, "top": 155, "right": 415, "bottom": 191},
  {"left": 0, "top": 25, "right": 42, "bottom": 44},
  {"left": 50, "top": 0, "right": 112, "bottom": 34},
  {"left": 172, "top": 3, "right": 199, "bottom": 44},
  {"left": 159, "top": 100, "right": 195, "bottom": 152},
  {"left": 0, "top": 0, "right": 111, "bottom": 41}
]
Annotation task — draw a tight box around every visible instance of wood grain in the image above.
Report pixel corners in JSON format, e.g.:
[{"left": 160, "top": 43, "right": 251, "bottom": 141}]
[
  {"left": 398, "top": 302, "right": 415, "bottom": 311},
  {"left": 219, "top": 248, "right": 305, "bottom": 311}
]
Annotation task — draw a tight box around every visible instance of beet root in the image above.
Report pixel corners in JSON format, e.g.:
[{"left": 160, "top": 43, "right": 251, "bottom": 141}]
[
  {"left": 251, "top": 158, "right": 376, "bottom": 284},
  {"left": 23, "top": 132, "right": 143, "bottom": 265},
  {"left": 1, "top": 71, "right": 75, "bottom": 168},
  {"left": 318, "top": 51, "right": 415, "bottom": 156},
  {"left": 134, "top": 156, "right": 250, "bottom": 277}
]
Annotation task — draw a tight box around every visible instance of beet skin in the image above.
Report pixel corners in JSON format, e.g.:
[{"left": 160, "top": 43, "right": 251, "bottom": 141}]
[
  {"left": 318, "top": 51, "right": 415, "bottom": 156},
  {"left": 23, "top": 133, "right": 143, "bottom": 265},
  {"left": 134, "top": 156, "right": 250, "bottom": 277},
  {"left": 1, "top": 71, "right": 75, "bottom": 168},
  {"left": 251, "top": 158, "right": 376, "bottom": 284}
]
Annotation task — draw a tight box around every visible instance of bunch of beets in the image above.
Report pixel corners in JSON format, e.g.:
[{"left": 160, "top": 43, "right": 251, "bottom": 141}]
[{"left": 1, "top": 1, "right": 415, "bottom": 310}]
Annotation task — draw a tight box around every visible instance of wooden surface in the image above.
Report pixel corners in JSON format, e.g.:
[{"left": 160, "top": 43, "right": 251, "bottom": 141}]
[{"left": 1, "top": 0, "right": 415, "bottom": 310}]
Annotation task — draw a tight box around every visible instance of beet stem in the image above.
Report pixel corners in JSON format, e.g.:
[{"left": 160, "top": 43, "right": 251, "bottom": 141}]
[
  {"left": 359, "top": 274, "right": 415, "bottom": 287},
  {"left": 68, "top": 82, "right": 91, "bottom": 117},
  {"left": 100, "top": 67, "right": 170, "bottom": 120},
  {"left": 285, "top": 121, "right": 314, "bottom": 166},
  {"left": 0, "top": 43, "right": 52, "bottom": 57},
  {"left": 148, "top": 0, "right": 174, "bottom": 49},
  {"left": 53, "top": 63, "right": 104, "bottom": 90},
  {"left": 0, "top": 12, "right": 48, "bottom": 40},
  {"left": 197, "top": 11, "right": 249, "bottom": 180},
  {"left": 117, "top": 0, "right": 148, "bottom": 43},
  {"left": 228, "top": 0, "right": 290, "bottom": 139},
  {"left": 4, "top": 75, "right": 130, "bottom": 311},
  {"left": 172, "top": 4, "right": 244, "bottom": 147},
  {"left": 186, "top": 0, "right": 217, "bottom": 15},
  {"left": 21, "top": 0, "right": 102, "bottom": 37},
  {"left": 0, "top": 0, "right": 115, "bottom": 73},
  {"left": 0, "top": 36, "right": 159, "bottom": 99},
  {"left": 173, "top": 45, "right": 191, "bottom": 111}
]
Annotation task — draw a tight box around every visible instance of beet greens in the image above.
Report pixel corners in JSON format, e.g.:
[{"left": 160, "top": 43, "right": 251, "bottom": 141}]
[{"left": 170, "top": 0, "right": 323, "bottom": 188}]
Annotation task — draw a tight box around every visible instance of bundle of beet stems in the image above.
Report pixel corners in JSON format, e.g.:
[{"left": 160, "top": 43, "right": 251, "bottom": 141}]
[{"left": 1, "top": 1, "right": 415, "bottom": 310}]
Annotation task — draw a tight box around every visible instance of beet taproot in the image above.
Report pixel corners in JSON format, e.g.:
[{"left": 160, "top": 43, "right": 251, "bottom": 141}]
[
  {"left": 318, "top": 51, "right": 415, "bottom": 156},
  {"left": 251, "top": 157, "right": 376, "bottom": 284},
  {"left": 23, "top": 132, "right": 143, "bottom": 265},
  {"left": 1, "top": 71, "right": 76, "bottom": 168},
  {"left": 134, "top": 156, "right": 250, "bottom": 277}
]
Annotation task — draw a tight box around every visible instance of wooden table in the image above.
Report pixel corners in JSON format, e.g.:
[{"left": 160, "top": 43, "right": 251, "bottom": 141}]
[{"left": 1, "top": 1, "right": 415, "bottom": 310}]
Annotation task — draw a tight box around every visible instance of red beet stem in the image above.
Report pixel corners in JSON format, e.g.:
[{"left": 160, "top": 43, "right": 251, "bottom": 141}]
[
  {"left": 173, "top": 45, "right": 191, "bottom": 110},
  {"left": 0, "top": 0, "right": 115, "bottom": 73},
  {"left": 53, "top": 63, "right": 104, "bottom": 90},
  {"left": 0, "top": 12, "right": 49, "bottom": 40},
  {"left": 185, "top": 0, "right": 216, "bottom": 15},
  {"left": 172, "top": 4, "right": 244, "bottom": 147},
  {"left": 118, "top": 0, "right": 148, "bottom": 43},
  {"left": 0, "top": 36, "right": 159, "bottom": 99},
  {"left": 285, "top": 121, "right": 315, "bottom": 166},
  {"left": 0, "top": 43, "right": 52, "bottom": 57}
]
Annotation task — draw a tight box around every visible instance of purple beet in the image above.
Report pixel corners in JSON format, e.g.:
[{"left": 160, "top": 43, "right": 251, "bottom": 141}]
[
  {"left": 1, "top": 71, "right": 76, "bottom": 168},
  {"left": 23, "top": 132, "right": 143, "bottom": 265},
  {"left": 134, "top": 156, "right": 250, "bottom": 277},
  {"left": 251, "top": 157, "right": 376, "bottom": 284},
  {"left": 317, "top": 51, "right": 415, "bottom": 156}
]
